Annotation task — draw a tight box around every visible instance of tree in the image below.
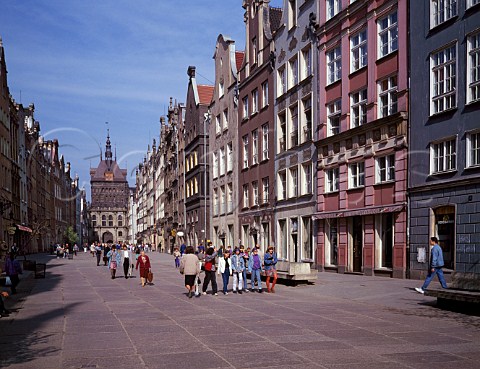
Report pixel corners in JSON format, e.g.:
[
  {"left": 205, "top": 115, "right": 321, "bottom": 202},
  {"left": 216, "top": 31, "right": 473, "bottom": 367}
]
[{"left": 64, "top": 226, "right": 79, "bottom": 245}]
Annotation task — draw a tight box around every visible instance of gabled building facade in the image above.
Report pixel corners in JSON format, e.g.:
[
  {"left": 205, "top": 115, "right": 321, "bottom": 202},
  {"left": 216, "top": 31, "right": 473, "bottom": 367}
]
[
  {"left": 210, "top": 35, "right": 243, "bottom": 248},
  {"left": 274, "top": 0, "right": 318, "bottom": 263},
  {"left": 315, "top": 0, "right": 409, "bottom": 278},
  {"left": 409, "top": 1, "right": 480, "bottom": 279},
  {"left": 237, "top": 0, "right": 282, "bottom": 252}
]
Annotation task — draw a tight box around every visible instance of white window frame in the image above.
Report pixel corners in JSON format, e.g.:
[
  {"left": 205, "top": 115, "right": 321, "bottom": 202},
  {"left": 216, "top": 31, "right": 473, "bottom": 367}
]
[
  {"left": 288, "top": 0, "right": 297, "bottom": 29},
  {"left": 278, "top": 66, "right": 287, "bottom": 96},
  {"left": 213, "top": 188, "right": 219, "bottom": 216},
  {"left": 227, "top": 142, "right": 233, "bottom": 172},
  {"left": 243, "top": 184, "right": 249, "bottom": 208},
  {"left": 326, "top": 0, "right": 342, "bottom": 20},
  {"left": 301, "top": 163, "right": 313, "bottom": 195},
  {"left": 278, "top": 170, "right": 287, "bottom": 200},
  {"left": 376, "top": 154, "right": 396, "bottom": 183},
  {"left": 467, "top": 32, "right": 480, "bottom": 103},
  {"left": 431, "top": 44, "right": 457, "bottom": 115},
  {"left": 467, "top": 0, "right": 480, "bottom": 7},
  {"left": 278, "top": 112, "right": 287, "bottom": 153},
  {"left": 289, "top": 56, "right": 299, "bottom": 88},
  {"left": 252, "top": 89, "right": 259, "bottom": 114},
  {"left": 227, "top": 183, "right": 233, "bottom": 212},
  {"left": 219, "top": 81, "right": 224, "bottom": 98},
  {"left": 242, "top": 135, "right": 249, "bottom": 169},
  {"left": 467, "top": 131, "right": 480, "bottom": 168},
  {"left": 350, "top": 29, "right": 367, "bottom": 72},
  {"left": 430, "top": 138, "right": 457, "bottom": 174},
  {"left": 302, "top": 97, "right": 312, "bottom": 142},
  {"left": 223, "top": 109, "right": 228, "bottom": 131},
  {"left": 327, "top": 46, "right": 342, "bottom": 84},
  {"left": 262, "top": 123, "right": 269, "bottom": 161},
  {"left": 327, "top": 99, "right": 341, "bottom": 136},
  {"left": 219, "top": 147, "right": 226, "bottom": 176},
  {"left": 261, "top": 81, "right": 269, "bottom": 108},
  {"left": 252, "top": 181, "right": 259, "bottom": 206},
  {"left": 377, "top": 11, "right": 398, "bottom": 58},
  {"left": 349, "top": 162, "right": 365, "bottom": 189},
  {"left": 290, "top": 104, "right": 299, "bottom": 148},
  {"left": 325, "top": 167, "right": 339, "bottom": 193},
  {"left": 215, "top": 114, "right": 221, "bottom": 135},
  {"left": 290, "top": 166, "right": 298, "bottom": 198},
  {"left": 301, "top": 46, "right": 312, "bottom": 80},
  {"left": 378, "top": 75, "right": 398, "bottom": 118},
  {"left": 262, "top": 177, "right": 269, "bottom": 203},
  {"left": 252, "top": 129, "right": 259, "bottom": 165},
  {"left": 431, "top": 0, "right": 457, "bottom": 28},
  {"left": 242, "top": 96, "right": 249, "bottom": 119},
  {"left": 350, "top": 88, "right": 367, "bottom": 128},
  {"left": 213, "top": 152, "right": 219, "bottom": 178}
]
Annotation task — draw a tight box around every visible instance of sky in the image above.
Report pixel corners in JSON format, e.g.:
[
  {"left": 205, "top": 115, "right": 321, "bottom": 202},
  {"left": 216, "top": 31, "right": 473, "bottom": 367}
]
[{"left": 1, "top": 0, "right": 283, "bottom": 199}]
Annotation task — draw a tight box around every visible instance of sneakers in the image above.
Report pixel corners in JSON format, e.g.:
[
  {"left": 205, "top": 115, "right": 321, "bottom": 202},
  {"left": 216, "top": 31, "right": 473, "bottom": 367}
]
[
  {"left": 258, "top": 289, "right": 263, "bottom": 293},
  {"left": 238, "top": 290, "right": 242, "bottom": 295},
  {"left": 415, "top": 287, "right": 425, "bottom": 294},
  {"left": 188, "top": 291, "right": 193, "bottom": 298},
  {"left": 224, "top": 292, "right": 228, "bottom": 295},
  {"left": 202, "top": 292, "right": 207, "bottom": 296},
  {"left": 214, "top": 293, "right": 218, "bottom": 296}
]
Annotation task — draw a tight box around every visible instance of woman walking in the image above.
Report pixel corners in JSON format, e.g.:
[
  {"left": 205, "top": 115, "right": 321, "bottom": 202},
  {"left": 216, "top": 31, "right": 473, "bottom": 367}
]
[
  {"left": 4, "top": 252, "right": 22, "bottom": 295},
  {"left": 121, "top": 245, "right": 132, "bottom": 279},
  {"left": 179, "top": 246, "right": 200, "bottom": 298},
  {"left": 135, "top": 250, "right": 151, "bottom": 287},
  {"left": 107, "top": 247, "right": 122, "bottom": 279},
  {"left": 217, "top": 249, "right": 232, "bottom": 295},
  {"left": 202, "top": 247, "right": 218, "bottom": 296},
  {"left": 263, "top": 246, "right": 278, "bottom": 293}
]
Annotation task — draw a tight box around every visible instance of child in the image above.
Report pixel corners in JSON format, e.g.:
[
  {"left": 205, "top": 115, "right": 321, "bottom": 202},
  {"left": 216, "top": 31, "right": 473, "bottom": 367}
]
[
  {"left": 231, "top": 248, "right": 245, "bottom": 294},
  {"left": 173, "top": 247, "right": 181, "bottom": 268},
  {"left": 217, "top": 250, "right": 232, "bottom": 295}
]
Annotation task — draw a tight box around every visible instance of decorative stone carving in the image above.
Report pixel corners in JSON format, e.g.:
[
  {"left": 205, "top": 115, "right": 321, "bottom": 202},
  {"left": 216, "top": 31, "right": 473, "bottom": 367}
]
[
  {"left": 333, "top": 143, "right": 340, "bottom": 154},
  {"left": 322, "top": 146, "right": 329, "bottom": 157},
  {"left": 389, "top": 124, "right": 397, "bottom": 137},
  {"left": 278, "top": 48, "right": 286, "bottom": 63},
  {"left": 373, "top": 129, "right": 381, "bottom": 141},
  {"left": 346, "top": 139, "right": 352, "bottom": 150},
  {"left": 290, "top": 154, "right": 298, "bottom": 165},
  {"left": 288, "top": 37, "right": 298, "bottom": 52},
  {"left": 359, "top": 134, "right": 366, "bottom": 146}
]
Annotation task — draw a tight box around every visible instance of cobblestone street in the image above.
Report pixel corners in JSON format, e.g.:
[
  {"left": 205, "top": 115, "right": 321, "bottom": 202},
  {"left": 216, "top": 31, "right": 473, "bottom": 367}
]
[{"left": 1, "top": 252, "right": 479, "bottom": 369}]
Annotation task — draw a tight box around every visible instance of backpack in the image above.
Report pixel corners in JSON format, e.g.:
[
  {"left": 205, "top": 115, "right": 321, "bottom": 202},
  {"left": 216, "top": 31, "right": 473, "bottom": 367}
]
[{"left": 204, "top": 259, "right": 213, "bottom": 271}]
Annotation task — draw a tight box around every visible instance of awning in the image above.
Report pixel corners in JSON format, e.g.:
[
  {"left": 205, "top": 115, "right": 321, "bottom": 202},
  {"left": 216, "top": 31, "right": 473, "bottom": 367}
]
[
  {"left": 313, "top": 204, "right": 405, "bottom": 220},
  {"left": 16, "top": 224, "right": 33, "bottom": 233}
]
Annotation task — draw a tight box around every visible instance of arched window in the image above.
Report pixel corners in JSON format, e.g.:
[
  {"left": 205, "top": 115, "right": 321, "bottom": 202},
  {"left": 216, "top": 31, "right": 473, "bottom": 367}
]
[
  {"left": 118, "top": 231, "right": 123, "bottom": 237},
  {"left": 108, "top": 215, "right": 113, "bottom": 227},
  {"left": 118, "top": 215, "right": 123, "bottom": 227},
  {"left": 92, "top": 215, "right": 97, "bottom": 227},
  {"left": 102, "top": 215, "right": 106, "bottom": 227}
]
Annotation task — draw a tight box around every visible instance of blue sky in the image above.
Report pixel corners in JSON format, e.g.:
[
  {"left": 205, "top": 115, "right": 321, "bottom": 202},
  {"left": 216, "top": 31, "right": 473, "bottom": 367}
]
[{"left": 1, "top": 0, "right": 282, "bottom": 198}]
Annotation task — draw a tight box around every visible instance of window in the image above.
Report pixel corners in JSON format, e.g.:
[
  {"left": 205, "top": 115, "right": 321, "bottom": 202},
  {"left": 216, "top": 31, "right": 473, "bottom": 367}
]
[
  {"left": 262, "top": 177, "right": 269, "bottom": 203},
  {"left": 227, "top": 142, "right": 233, "bottom": 172},
  {"left": 219, "top": 81, "right": 224, "bottom": 97},
  {"left": 252, "top": 89, "right": 258, "bottom": 114},
  {"left": 302, "top": 97, "right": 312, "bottom": 141},
  {"left": 215, "top": 115, "right": 221, "bottom": 135},
  {"left": 431, "top": 44, "right": 456, "bottom": 114},
  {"left": 431, "top": 0, "right": 457, "bottom": 28},
  {"left": 261, "top": 81, "right": 269, "bottom": 108},
  {"left": 289, "top": 56, "right": 299, "bottom": 87},
  {"left": 118, "top": 231, "right": 123, "bottom": 237},
  {"left": 252, "top": 37, "right": 258, "bottom": 65},
  {"left": 378, "top": 11, "right": 398, "bottom": 58},
  {"left": 351, "top": 29, "right": 367, "bottom": 72},
  {"left": 325, "top": 168, "right": 339, "bottom": 193},
  {"left": 252, "top": 181, "right": 259, "bottom": 206},
  {"left": 467, "top": 32, "right": 480, "bottom": 103},
  {"left": 242, "top": 135, "right": 249, "bottom": 169},
  {"left": 279, "top": 112, "right": 287, "bottom": 152},
  {"left": 262, "top": 124, "right": 269, "bottom": 161},
  {"left": 223, "top": 109, "right": 228, "bottom": 130},
  {"left": 213, "top": 189, "right": 219, "bottom": 216},
  {"left": 220, "top": 186, "right": 226, "bottom": 214},
  {"left": 227, "top": 183, "right": 233, "bottom": 212},
  {"left": 467, "top": 131, "right": 480, "bottom": 168},
  {"left": 213, "top": 152, "right": 219, "bottom": 178},
  {"left": 278, "top": 66, "right": 287, "bottom": 96},
  {"left": 302, "top": 163, "right": 312, "bottom": 195},
  {"left": 349, "top": 162, "right": 365, "bottom": 188},
  {"left": 92, "top": 215, "right": 97, "bottom": 227},
  {"left": 290, "top": 104, "right": 299, "bottom": 147},
  {"left": 376, "top": 154, "right": 395, "bottom": 183},
  {"left": 288, "top": 0, "right": 297, "bottom": 29},
  {"left": 302, "top": 47, "right": 312, "bottom": 79},
  {"left": 243, "top": 184, "right": 249, "bottom": 208},
  {"left": 108, "top": 215, "right": 113, "bottom": 227},
  {"left": 118, "top": 215, "right": 123, "bottom": 227},
  {"left": 242, "top": 96, "right": 249, "bottom": 119},
  {"left": 431, "top": 139, "right": 456, "bottom": 173},
  {"left": 290, "top": 167, "right": 298, "bottom": 197},
  {"left": 468, "top": 0, "right": 480, "bottom": 7},
  {"left": 252, "top": 130, "right": 259, "bottom": 165},
  {"left": 219, "top": 147, "right": 226, "bottom": 176},
  {"left": 350, "top": 89, "right": 367, "bottom": 127},
  {"left": 327, "top": 100, "right": 341, "bottom": 136},
  {"left": 378, "top": 76, "right": 398, "bottom": 118},
  {"left": 327, "top": 0, "right": 341, "bottom": 20},
  {"left": 278, "top": 170, "right": 287, "bottom": 200},
  {"left": 327, "top": 46, "right": 341, "bottom": 84}
]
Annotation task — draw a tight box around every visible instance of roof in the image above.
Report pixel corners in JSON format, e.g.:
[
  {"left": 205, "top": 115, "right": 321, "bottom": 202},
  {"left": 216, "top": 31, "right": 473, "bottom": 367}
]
[
  {"left": 235, "top": 51, "right": 245, "bottom": 72},
  {"left": 90, "top": 160, "right": 128, "bottom": 182},
  {"left": 269, "top": 7, "right": 283, "bottom": 33},
  {"left": 197, "top": 85, "right": 214, "bottom": 105}
]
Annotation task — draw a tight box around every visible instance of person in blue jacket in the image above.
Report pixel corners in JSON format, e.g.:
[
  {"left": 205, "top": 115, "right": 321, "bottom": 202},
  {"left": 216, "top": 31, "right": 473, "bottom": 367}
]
[
  {"left": 230, "top": 248, "right": 245, "bottom": 294},
  {"left": 248, "top": 247, "right": 263, "bottom": 293},
  {"left": 415, "top": 237, "right": 448, "bottom": 294},
  {"left": 263, "top": 246, "right": 278, "bottom": 293},
  {"left": 107, "top": 247, "right": 122, "bottom": 279}
]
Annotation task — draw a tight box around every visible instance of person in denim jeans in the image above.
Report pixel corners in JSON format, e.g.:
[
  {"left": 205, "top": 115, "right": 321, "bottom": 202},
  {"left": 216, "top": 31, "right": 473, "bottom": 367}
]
[
  {"left": 240, "top": 246, "right": 250, "bottom": 292},
  {"left": 231, "top": 248, "right": 245, "bottom": 294},
  {"left": 217, "top": 250, "right": 232, "bottom": 295},
  {"left": 415, "top": 237, "right": 448, "bottom": 294},
  {"left": 248, "top": 248, "right": 263, "bottom": 293}
]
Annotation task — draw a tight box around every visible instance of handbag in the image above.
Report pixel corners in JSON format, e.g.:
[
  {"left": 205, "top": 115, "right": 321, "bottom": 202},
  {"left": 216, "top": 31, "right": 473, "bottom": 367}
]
[
  {"left": 147, "top": 271, "right": 154, "bottom": 283},
  {"left": 5, "top": 276, "right": 12, "bottom": 286}
]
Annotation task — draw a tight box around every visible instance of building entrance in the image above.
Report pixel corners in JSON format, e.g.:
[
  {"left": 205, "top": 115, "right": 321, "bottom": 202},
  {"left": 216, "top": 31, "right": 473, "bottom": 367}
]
[
  {"left": 352, "top": 216, "right": 363, "bottom": 272},
  {"left": 434, "top": 206, "right": 455, "bottom": 270}
]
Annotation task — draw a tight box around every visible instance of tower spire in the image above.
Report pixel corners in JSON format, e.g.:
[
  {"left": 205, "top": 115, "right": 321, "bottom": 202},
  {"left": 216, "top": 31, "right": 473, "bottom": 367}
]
[{"left": 105, "top": 128, "right": 112, "bottom": 169}]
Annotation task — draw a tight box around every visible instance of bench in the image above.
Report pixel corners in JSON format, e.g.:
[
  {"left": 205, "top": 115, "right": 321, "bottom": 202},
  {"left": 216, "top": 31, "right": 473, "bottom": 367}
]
[
  {"left": 275, "top": 261, "right": 318, "bottom": 284},
  {"left": 424, "top": 272, "right": 480, "bottom": 307}
]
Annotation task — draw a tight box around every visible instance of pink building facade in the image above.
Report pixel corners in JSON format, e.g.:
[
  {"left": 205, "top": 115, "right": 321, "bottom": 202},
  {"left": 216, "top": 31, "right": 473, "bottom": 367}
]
[{"left": 314, "top": 0, "right": 408, "bottom": 278}]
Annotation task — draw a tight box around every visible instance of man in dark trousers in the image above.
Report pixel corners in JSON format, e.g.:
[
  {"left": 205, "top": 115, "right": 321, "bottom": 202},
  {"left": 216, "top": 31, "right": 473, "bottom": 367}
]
[{"left": 416, "top": 237, "right": 448, "bottom": 294}]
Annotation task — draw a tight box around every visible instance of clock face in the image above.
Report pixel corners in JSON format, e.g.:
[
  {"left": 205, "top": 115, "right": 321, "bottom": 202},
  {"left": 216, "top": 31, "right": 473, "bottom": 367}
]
[{"left": 105, "top": 172, "right": 114, "bottom": 181}]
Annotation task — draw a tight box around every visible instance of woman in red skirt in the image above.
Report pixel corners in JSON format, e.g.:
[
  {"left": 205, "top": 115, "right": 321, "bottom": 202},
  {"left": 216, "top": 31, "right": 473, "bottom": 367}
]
[{"left": 135, "top": 250, "right": 151, "bottom": 287}]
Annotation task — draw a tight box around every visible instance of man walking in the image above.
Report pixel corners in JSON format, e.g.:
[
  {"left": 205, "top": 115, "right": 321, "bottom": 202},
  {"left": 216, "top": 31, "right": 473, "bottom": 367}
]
[{"left": 415, "top": 237, "right": 448, "bottom": 294}]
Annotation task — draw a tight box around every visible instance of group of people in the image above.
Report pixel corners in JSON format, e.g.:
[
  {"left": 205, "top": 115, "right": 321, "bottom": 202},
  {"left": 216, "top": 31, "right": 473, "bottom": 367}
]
[
  {"left": 177, "top": 243, "right": 278, "bottom": 298},
  {"left": 90, "top": 242, "right": 152, "bottom": 287}
]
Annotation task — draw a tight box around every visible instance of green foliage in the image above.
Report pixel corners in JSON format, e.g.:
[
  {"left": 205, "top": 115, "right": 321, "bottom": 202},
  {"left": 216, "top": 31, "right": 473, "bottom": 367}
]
[{"left": 64, "top": 226, "right": 79, "bottom": 245}]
